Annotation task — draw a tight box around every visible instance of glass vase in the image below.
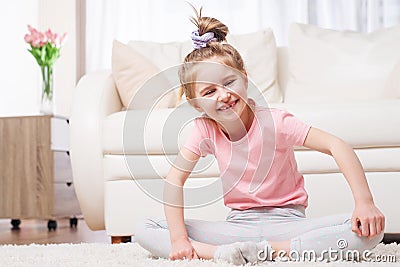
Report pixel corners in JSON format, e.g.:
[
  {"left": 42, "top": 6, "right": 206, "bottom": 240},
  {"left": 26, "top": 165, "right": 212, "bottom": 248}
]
[{"left": 40, "top": 65, "right": 54, "bottom": 115}]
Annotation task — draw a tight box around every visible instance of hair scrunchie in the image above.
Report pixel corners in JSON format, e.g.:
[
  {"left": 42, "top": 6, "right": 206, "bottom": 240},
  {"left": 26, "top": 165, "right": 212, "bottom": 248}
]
[{"left": 191, "top": 30, "right": 217, "bottom": 49}]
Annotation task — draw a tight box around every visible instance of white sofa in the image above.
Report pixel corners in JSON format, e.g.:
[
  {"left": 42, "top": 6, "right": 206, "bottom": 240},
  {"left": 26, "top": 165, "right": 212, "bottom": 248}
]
[{"left": 70, "top": 23, "right": 400, "bottom": 242}]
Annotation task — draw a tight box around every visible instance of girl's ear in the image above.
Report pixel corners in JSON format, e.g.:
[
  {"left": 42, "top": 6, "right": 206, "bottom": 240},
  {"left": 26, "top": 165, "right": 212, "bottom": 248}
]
[{"left": 242, "top": 71, "right": 249, "bottom": 90}]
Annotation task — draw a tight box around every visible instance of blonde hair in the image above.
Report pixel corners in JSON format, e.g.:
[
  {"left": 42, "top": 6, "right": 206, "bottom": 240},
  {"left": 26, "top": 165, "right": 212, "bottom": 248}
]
[{"left": 178, "top": 6, "right": 247, "bottom": 102}]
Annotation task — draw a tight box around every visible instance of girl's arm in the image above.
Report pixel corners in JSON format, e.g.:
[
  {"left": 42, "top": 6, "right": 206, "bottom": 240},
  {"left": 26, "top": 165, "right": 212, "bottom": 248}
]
[
  {"left": 164, "top": 147, "right": 200, "bottom": 260},
  {"left": 303, "top": 127, "right": 385, "bottom": 239}
]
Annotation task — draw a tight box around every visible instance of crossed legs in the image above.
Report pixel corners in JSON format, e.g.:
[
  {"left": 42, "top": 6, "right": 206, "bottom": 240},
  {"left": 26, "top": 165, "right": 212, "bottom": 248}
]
[{"left": 135, "top": 207, "right": 383, "bottom": 264}]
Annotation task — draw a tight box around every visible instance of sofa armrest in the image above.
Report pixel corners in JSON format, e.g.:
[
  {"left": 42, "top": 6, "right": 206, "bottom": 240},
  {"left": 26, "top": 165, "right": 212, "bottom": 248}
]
[{"left": 70, "top": 70, "right": 122, "bottom": 230}]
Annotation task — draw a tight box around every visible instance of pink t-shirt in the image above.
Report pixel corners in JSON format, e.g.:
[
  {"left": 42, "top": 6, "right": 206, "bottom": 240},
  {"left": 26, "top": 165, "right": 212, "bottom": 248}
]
[{"left": 184, "top": 105, "right": 311, "bottom": 210}]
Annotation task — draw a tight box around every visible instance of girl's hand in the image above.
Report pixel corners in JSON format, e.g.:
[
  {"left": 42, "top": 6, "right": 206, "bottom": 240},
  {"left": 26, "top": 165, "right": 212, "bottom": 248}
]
[
  {"left": 169, "top": 237, "right": 199, "bottom": 261},
  {"left": 352, "top": 202, "right": 385, "bottom": 239}
]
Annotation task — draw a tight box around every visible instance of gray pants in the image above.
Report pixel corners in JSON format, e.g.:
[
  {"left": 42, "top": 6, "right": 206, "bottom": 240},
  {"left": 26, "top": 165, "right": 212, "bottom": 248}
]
[{"left": 135, "top": 204, "right": 384, "bottom": 260}]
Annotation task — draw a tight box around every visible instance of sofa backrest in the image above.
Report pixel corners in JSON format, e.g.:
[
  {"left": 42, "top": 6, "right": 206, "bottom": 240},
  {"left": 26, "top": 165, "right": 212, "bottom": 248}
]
[
  {"left": 284, "top": 23, "right": 400, "bottom": 103},
  {"left": 111, "top": 23, "right": 400, "bottom": 109},
  {"left": 277, "top": 47, "right": 289, "bottom": 97}
]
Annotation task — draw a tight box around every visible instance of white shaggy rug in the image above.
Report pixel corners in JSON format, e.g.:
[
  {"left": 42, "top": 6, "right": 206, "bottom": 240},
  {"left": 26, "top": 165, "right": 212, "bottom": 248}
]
[{"left": 0, "top": 242, "right": 399, "bottom": 267}]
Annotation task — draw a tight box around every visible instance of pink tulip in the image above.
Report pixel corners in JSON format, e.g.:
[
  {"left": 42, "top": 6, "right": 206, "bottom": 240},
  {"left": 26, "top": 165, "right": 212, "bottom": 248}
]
[
  {"left": 27, "top": 24, "right": 35, "bottom": 32},
  {"left": 31, "top": 36, "right": 41, "bottom": 47},
  {"left": 25, "top": 24, "right": 67, "bottom": 67},
  {"left": 26, "top": 24, "right": 67, "bottom": 47},
  {"left": 28, "top": 25, "right": 39, "bottom": 36},
  {"left": 59, "top": 32, "right": 67, "bottom": 46},
  {"left": 51, "top": 33, "right": 58, "bottom": 46},
  {"left": 37, "top": 32, "right": 46, "bottom": 47},
  {"left": 24, "top": 33, "right": 32, "bottom": 44},
  {"left": 45, "top": 29, "right": 53, "bottom": 42},
  {"left": 32, "top": 41, "right": 40, "bottom": 48},
  {"left": 28, "top": 29, "right": 40, "bottom": 47}
]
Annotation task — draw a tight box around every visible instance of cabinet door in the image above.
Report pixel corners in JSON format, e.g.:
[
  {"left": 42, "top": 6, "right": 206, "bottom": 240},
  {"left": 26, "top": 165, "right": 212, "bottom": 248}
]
[
  {"left": 54, "top": 151, "right": 72, "bottom": 183},
  {"left": 53, "top": 183, "right": 81, "bottom": 216},
  {"left": 0, "top": 116, "right": 53, "bottom": 218},
  {"left": 51, "top": 117, "right": 69, "bottom": 151}
]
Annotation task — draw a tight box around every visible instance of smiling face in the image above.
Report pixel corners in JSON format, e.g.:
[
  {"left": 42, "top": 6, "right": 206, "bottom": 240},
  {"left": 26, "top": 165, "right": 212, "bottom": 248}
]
[{"left": 188, "top": 60, "right": 250, "bottom": 124}]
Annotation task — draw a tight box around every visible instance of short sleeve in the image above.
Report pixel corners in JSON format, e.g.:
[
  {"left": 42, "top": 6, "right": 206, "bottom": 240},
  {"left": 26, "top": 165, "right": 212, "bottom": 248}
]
[
  {"left": 184, "top": 118, "right": 215, "bottom": 157},
  {"left": 276, "top": 109, "right": 311, "bottom": 146}
]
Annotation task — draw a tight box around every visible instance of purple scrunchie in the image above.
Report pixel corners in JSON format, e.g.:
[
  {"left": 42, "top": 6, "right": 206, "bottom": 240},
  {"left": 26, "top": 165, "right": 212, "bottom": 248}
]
[{"left": 191, "top": 30, "right": 217, "bottom": 49}]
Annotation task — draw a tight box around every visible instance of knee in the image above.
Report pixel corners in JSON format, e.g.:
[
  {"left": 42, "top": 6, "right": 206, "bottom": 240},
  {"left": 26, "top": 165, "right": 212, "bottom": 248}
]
[
  {"left": 361, "top": 231, "right": 384, "bottom": 251},
  {"left": 355, "top": 220, "right": 385, "bottom": 250},
  {"left": 134, "top": 218, "right": 156, "bottom": 244},
  {"left": 351, "top": 230, "right": 384, "bottom": 252},
  {"left": 339, "top": 222, "right": 384, "bottom": 251},
  {"left": 134, "top": 218, "right": 147, "bottom": 245}
]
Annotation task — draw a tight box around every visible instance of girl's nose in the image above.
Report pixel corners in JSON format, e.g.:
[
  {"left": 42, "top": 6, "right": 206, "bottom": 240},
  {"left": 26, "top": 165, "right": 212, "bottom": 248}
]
[{"left": 217, "top": 91, "right": 231, "bottom": 102}]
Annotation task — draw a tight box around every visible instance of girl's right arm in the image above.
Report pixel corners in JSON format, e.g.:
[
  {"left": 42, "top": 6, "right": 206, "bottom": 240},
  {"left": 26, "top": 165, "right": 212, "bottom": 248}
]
[{"left": 163, "top": 147, "right": 200, "bottom": 260}]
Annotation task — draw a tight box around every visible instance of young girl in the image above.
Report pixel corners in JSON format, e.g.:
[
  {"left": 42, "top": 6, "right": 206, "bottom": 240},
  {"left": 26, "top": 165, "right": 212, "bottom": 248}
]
[{"left": 135, "top": 8, "right": 385, "bottom": 265}]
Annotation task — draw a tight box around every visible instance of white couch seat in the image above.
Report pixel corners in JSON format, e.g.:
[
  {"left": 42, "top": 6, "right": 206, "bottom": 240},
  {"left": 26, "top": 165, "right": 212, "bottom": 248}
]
[{"left": 103, "top": 99, "right": 400, "bottom": 154}]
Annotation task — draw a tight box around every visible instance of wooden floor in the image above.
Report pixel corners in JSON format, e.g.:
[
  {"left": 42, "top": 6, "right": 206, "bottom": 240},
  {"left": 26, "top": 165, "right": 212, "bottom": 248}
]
[{"left": 0, "top": 218, "right": 110, "bottom": 245}]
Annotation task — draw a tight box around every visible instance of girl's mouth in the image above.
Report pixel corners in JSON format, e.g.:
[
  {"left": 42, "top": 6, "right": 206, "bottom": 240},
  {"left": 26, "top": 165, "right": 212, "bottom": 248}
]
[{"left": 217, "top": 99, "right": 239, "bottom": 111}]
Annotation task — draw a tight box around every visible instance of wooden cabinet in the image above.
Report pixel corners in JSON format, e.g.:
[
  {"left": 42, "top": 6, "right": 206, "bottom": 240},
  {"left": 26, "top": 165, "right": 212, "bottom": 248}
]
[
  {"left": 0, "top": 115, "right": 54, "bottom": 218},
  {"left": 0, "top": 115, "right": 80, "bottom": 229}
]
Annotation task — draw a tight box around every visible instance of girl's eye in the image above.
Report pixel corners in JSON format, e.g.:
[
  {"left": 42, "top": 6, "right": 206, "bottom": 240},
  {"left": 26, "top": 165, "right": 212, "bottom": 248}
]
[
  {"left": 224, "top": 80, "right": 235, "bottom": 87},
  {"left": 203, "top": 89, "right": 215, "bottom": 96}
]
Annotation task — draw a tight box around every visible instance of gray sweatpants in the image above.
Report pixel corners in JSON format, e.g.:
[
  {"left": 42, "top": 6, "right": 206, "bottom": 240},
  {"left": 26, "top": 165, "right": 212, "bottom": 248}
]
[{"left": 135, "top": 204, "right": 384, "bottom": 261}]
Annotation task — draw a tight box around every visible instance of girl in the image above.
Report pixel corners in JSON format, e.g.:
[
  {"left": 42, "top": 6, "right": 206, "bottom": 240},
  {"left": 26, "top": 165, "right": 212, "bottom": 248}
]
[{"left": 135, "top": 8, "right": 385, "bottom": 265}]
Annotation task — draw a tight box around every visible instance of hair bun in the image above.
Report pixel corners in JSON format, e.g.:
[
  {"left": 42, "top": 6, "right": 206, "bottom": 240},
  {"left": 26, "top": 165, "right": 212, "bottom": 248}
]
[
  {"left": 189, "top": 6, "right": 229, "bottom": 43},
  {"left": 197, "top": 17, "right": 228, "bottom": 42}
]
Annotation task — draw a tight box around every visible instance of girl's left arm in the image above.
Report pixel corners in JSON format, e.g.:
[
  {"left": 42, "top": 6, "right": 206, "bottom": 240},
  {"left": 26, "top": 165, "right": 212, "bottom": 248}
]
[{"left": 303, "top": 127, "right": 385, "bottom": 239}]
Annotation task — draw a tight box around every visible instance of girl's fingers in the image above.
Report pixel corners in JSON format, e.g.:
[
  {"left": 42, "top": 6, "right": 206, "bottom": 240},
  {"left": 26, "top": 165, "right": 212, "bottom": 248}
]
[
  {"left": 170, "top": 248, "right": 198, "bottom": 261},
  {"left": 360, "top": 219, "right": 369, "bottom": 237},
  {"left": 368, "top": 220, "right": 377, "bottom": 239},
  {"left": 352, "top": 218, "right": 362, "bottom": 236},
  {"left": 375, "top": 217, "right": 382, "bottom": 236},
  {"left": 183, "top": 249, "right": 194, "bottom": 259}
]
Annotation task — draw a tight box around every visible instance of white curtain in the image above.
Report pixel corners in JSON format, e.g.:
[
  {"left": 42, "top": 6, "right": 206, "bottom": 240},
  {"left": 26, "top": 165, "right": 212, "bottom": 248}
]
[{"left": 86, "top": 0, "right": 400, "bottom": 73}]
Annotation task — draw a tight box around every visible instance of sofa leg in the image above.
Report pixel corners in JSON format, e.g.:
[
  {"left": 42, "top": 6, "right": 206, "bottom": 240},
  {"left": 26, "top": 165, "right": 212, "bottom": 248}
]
[
  {"left": 111, "top": 236, "right": 132, "bottom": 244},
  {"left": 382, "top": 233, "right": 400, "bottom": 244}
]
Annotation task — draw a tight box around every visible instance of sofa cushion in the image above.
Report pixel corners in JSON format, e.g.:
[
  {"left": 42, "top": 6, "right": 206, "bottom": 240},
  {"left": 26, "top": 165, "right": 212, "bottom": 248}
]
[
  {"left": 285, "top": 23, "right": 400, "bottom": 103},
  {"left": 103, "top": 99, "right": 400, "bottom": 155},
  {"left": 384, "top": 59, "right": 400, "bottom": 98},
  {"left": 111, "top": 40, "right": 178, "bottom": 109}
]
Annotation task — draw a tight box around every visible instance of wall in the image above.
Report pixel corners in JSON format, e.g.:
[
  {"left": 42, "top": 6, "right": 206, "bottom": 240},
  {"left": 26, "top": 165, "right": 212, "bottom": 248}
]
[
  {"left": 0, "top": 1, "right": 39, "bottom": 116},
  {"left": 0, "top": 0, "right": 76, "bottom": 117}
]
